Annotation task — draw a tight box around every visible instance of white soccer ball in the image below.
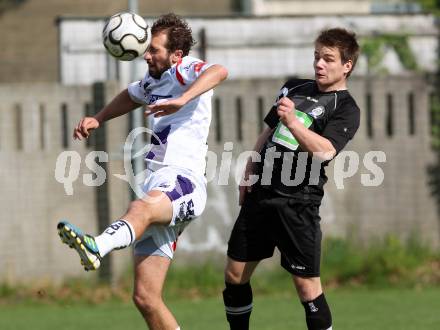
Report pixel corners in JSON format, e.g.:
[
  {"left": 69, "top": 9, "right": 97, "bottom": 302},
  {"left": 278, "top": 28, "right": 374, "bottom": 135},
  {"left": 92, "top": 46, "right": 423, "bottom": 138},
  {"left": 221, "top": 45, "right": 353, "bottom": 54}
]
[{"left": 102, "top": 12, "right": 151, "bottom": 61}]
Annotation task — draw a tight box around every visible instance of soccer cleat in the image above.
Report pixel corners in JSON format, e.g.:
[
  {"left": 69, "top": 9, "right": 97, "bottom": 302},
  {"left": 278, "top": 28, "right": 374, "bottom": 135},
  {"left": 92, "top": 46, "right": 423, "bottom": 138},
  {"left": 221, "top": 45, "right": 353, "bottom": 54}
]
[{"left": 57, "top": 220, "right": 102, "bottom": 271}]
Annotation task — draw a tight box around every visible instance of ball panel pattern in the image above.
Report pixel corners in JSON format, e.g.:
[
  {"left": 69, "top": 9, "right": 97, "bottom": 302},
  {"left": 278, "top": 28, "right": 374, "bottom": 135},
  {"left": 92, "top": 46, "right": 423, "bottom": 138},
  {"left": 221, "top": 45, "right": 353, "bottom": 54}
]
[{"left": 102, "top": 12, "right": 150, "bottom": 61}]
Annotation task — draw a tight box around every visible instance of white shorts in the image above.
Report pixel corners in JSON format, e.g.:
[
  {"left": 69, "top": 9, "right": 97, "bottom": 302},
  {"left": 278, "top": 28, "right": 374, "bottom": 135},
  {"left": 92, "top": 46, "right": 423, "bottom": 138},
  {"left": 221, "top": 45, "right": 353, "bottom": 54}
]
[{"left": 134, "top": 164, "right": 207, "bottom": 259}]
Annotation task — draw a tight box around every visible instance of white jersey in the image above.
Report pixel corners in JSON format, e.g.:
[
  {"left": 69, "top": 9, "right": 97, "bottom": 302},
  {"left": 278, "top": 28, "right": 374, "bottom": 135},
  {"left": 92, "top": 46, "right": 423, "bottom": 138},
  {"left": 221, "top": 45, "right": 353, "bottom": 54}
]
[{"left": 128, "top": 56, "right": 214, "bottom": 176}]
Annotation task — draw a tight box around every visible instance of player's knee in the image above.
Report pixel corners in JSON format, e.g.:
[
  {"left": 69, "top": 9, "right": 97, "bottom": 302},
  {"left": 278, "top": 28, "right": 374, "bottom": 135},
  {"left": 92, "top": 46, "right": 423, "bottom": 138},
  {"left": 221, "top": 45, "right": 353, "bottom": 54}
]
[
  {"left": 296, "top": 284, "right": 316, "bottom": 301},
  {"left": 224, "top": 266, "right": 245, "bottom": 284},
  {"left": 128, "top": 200, "right": 153, "bottom": 223},
  {"left": 132, "top": 290, "right": 161, "bottom": 316},
  {"left": 294, "top": 277, "right": 322, "bottom": 302}
]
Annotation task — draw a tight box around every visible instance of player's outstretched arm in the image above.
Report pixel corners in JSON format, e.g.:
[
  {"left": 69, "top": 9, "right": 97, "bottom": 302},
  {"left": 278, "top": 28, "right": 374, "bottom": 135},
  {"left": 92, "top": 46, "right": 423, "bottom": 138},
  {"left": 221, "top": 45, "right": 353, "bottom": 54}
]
[
  {"left": 180, "top": 64, "right": 228, "bottom": 103},
  {"left": 73, "top": 89, "right": 142, "bottom": 140},
  {"left": 146, "top": 64, "right": 228, "bottom": 118}
]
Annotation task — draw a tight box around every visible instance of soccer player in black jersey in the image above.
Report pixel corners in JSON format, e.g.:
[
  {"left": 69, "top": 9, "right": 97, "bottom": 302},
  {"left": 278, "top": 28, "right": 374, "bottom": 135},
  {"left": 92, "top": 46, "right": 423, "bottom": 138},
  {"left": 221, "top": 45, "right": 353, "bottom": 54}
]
[{"left": 223, "top": 28, "right": 360, "bottom": 330}]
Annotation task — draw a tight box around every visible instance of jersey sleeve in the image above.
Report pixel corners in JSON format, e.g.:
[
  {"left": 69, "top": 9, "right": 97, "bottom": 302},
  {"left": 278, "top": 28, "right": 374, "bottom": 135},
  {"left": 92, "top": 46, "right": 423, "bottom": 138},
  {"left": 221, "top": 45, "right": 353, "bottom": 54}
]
[
  {"left": 321, "top": 99, "right": 360, "bottom": 154},
  {"left": 127, "top": 76, "right": 148, "bottom": 104},
  {"left": 174, "top": 57, "right": 214, "bottom": 86}
]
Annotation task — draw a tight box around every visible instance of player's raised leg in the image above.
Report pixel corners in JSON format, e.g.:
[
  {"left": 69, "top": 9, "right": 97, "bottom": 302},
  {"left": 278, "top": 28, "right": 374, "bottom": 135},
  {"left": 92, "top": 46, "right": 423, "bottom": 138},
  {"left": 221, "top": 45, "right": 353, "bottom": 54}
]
[
  {"left": 57, "top": 190, "right": 173, "bottom": 271},
  {"left": 133, "top": 254, "right": 180, "bottom": 330}
]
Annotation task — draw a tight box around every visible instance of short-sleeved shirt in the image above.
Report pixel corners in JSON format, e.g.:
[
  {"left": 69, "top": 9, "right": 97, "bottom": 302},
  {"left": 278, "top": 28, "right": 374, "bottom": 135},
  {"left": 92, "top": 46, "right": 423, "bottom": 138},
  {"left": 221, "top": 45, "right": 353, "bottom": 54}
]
[
  {"left": 128, "top": 56, "right": 214, "bottom": 176},
  {"left": 258, "top": 78, "right": 360, "bottom": 201}
]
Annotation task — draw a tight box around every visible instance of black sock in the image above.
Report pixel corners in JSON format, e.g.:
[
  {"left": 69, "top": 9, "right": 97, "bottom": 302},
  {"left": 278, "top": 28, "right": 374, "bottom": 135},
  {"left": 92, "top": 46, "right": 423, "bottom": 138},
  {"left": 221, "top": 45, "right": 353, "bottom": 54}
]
[
  {"left": 223, "top": 282, "right": 253, "bottom": 330},
  {"left": 301, "top": 293, "right": 332, "bottom": 330}
]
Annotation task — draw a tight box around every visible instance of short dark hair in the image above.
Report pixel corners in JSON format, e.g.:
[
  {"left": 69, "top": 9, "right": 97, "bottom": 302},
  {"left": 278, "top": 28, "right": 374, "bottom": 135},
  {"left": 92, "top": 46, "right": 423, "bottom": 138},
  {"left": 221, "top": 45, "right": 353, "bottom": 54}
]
[
  {"left": 315, "top": 28, "right": 360, "bottom": 77},
  {"left": 151, "top": 13, "right": 195, "bottom": 56}
]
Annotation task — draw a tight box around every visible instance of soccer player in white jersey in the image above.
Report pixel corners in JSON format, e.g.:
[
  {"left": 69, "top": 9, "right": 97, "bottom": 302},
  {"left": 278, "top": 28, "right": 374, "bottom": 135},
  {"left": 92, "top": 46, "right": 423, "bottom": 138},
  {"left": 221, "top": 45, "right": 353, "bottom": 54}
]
[{"left": 57, "top": 13, "right": 228, "bottom": 330}]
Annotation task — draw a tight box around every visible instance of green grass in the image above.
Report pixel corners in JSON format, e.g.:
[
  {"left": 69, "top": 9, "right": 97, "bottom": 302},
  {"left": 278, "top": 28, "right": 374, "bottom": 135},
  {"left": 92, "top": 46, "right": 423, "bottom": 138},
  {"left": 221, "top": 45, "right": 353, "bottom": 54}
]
[
  {"left": 2, "top": 236, "right": 439, "bottom": 329},
  {"left": 1, "top": 287, "right": 440, "bottom": 329}
]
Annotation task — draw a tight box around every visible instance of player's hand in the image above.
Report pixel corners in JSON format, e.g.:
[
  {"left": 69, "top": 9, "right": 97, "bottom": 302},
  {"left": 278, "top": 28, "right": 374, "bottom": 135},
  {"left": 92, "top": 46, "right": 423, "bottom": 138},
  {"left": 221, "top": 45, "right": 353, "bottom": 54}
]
[
  {"left": 145, "top": 97, "right": 187, "bottom": 118},
  {"left": 276, "top": 97, "right": 297, "bottom": 127},
  {"left": 239, "top": 158, "right": 255, "bottom": 206},
  {"left": 73, "top": 117, "right": 100, "bottom": 140}
]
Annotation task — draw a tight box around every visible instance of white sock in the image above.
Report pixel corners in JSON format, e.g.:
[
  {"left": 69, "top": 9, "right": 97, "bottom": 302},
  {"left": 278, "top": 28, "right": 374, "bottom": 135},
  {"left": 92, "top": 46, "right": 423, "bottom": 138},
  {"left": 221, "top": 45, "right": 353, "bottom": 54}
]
[{"left": 94, "top": 220, "right": 135, "bottom": 257}]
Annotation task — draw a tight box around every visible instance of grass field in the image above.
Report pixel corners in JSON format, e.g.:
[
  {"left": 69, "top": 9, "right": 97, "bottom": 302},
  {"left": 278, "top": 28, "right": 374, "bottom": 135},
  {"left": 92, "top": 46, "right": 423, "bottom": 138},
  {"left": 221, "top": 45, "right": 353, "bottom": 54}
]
[{"left": 1, "top": 287, "right": 440, "bottom": 329}]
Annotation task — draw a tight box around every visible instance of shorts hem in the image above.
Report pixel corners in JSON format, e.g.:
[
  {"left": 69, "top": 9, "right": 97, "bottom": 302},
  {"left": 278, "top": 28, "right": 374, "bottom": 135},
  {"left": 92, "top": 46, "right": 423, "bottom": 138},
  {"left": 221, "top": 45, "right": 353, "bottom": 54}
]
[
  {"left": 227, "top": 251, "right": 271, "bottom": 262},
  {"left": 283, "top": 265, "right": 320, "bottom": 277},
  {"left": 134, "top": 250, "right": 172, "bottom": 259}
]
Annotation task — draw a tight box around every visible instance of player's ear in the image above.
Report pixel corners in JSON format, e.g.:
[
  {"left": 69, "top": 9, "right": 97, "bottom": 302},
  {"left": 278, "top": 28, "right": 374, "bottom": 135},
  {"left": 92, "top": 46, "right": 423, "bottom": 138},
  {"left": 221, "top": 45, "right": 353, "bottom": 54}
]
[
  {"left": 171, "top": 49, "right": 183, "bottom": 62},
  {"left": 343, "top": 60, "right": 353, "bottom": 76}
]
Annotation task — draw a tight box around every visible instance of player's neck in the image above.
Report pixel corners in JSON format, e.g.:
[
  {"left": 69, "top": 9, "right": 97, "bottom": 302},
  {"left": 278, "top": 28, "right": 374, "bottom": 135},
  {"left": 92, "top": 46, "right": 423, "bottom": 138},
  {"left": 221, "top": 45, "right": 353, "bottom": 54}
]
[{"left": 317, "top": 80, "right": 347, "bottom": 93}]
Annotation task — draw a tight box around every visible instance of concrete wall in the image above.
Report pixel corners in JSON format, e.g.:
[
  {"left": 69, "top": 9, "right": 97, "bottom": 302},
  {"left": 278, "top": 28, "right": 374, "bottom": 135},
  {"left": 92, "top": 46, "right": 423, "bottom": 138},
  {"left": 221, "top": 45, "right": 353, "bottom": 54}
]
[
  {"left": 0, "top": 76, "right": 438, "bottom": 282},
  {"left": 322, "top": 76, "right": 439, "bottom": 244},
  {"left": 0, "top": 82, "right": 132, "bottom": 283}
]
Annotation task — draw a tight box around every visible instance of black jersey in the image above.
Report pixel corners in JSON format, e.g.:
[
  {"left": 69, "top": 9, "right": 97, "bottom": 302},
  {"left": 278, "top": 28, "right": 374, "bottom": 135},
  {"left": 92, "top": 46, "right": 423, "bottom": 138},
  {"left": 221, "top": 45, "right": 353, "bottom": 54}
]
[{"left": 257, "top": 78, "right": 360, "bottom": 201}]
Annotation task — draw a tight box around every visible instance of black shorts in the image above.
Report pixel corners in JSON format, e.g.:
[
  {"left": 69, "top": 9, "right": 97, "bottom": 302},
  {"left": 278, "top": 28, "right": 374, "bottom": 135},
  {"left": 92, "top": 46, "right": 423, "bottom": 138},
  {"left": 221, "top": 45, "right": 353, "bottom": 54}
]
[{"left": 227, "top": 186, "right": 322, "bottom": 277}]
